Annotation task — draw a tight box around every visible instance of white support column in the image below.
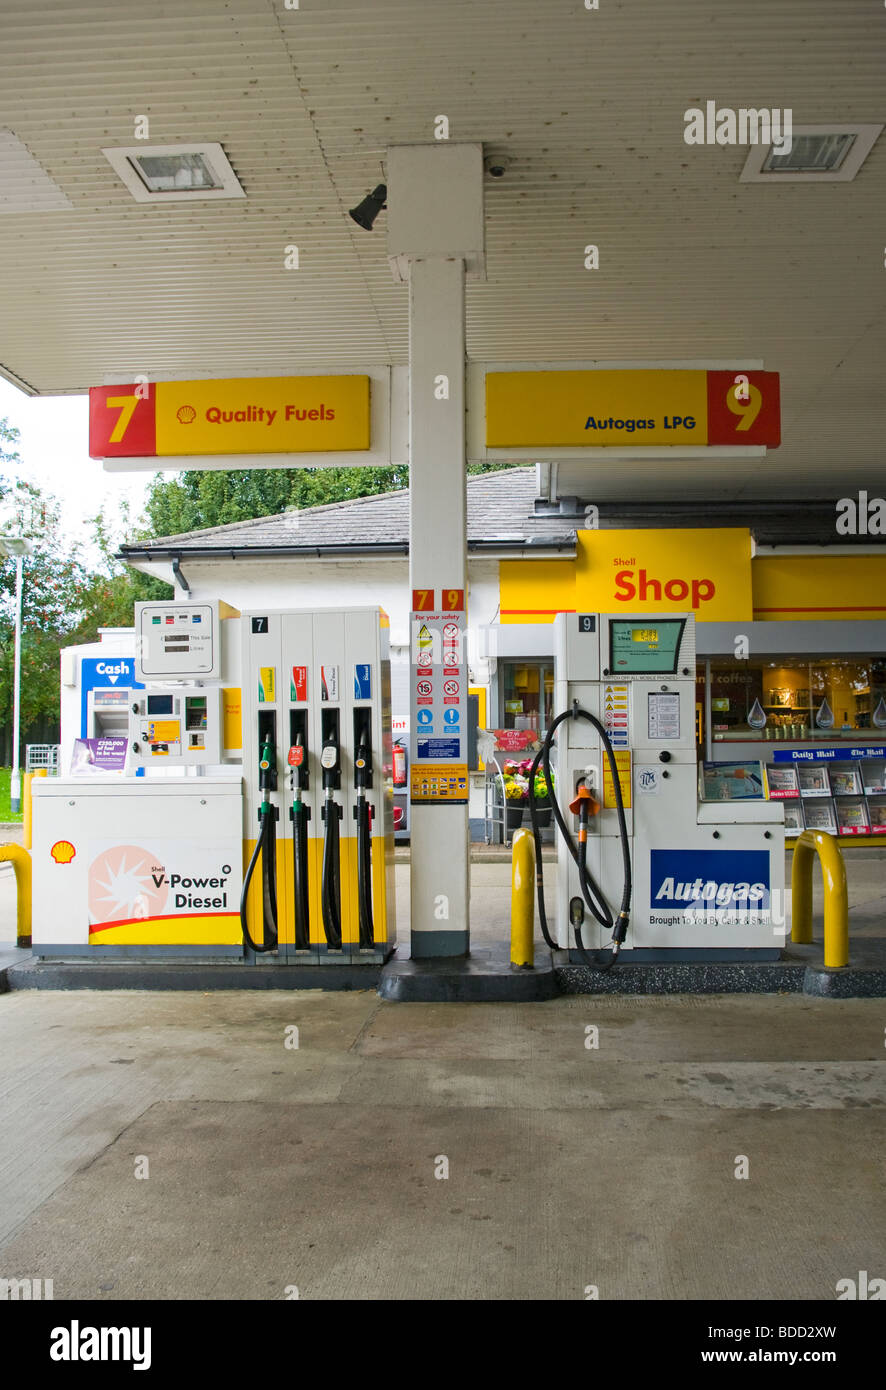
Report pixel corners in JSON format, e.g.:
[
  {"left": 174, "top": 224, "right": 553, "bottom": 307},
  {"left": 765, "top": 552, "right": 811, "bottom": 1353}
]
[
  {"left": 386, "top": 143, "right": 485, "bottom": 958},
  {"left": 408, "top": 256, "right": 469, "bottom": 955}
]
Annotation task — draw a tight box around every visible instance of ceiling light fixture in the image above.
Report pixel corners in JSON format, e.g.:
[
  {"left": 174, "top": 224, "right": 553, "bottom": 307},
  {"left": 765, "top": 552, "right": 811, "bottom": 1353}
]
[
  {"left": 102, "top": 142, "right": 245, "bottom": 202},
  {"left": 741, "top": 123, "right": 882, "bottom": 182}
]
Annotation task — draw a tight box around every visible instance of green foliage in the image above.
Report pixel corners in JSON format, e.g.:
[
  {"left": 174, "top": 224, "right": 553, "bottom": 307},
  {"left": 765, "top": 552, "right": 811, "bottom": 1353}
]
[
  {"left": 144, "top": 462, "right": 511, "bottom": 535},
  {"left": 0, "top": 424, "right": 171, "bottom": 747}
]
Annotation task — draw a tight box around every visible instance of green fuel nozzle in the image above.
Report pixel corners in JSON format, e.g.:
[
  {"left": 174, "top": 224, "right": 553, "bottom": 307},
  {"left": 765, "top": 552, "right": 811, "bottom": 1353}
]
[{"left": 259, "top": 734, "right": 277, "bottom": 799}]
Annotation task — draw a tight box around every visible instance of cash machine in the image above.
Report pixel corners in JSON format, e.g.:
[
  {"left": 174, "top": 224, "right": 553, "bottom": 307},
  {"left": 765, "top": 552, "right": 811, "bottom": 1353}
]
[{"left": 32, "top": 600, "right": 243, "bottom": 955}]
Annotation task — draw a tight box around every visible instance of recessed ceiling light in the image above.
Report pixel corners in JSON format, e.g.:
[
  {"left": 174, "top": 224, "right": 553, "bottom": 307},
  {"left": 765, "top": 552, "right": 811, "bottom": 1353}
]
[
  {"left": 741, "top": 124, "right": 882, "bottom": 182},
  {"left": 102, "top": 142, "right": 245, "bottom": 202}
]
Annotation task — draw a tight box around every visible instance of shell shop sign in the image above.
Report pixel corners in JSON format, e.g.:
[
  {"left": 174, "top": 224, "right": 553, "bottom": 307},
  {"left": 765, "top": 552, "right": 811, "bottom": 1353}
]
[
  {"left": 89, "top": 376, "right": 370, "bottom": 459},
  {"left": 577, "top": 528, "right": 753, "bottom": 622},
  {"left": 486, "top": 369, "right": 780, "bottom": 448}
]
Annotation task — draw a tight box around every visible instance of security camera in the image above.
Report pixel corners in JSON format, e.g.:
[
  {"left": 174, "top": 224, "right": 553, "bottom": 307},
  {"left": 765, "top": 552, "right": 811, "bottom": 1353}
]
[{"left": 484, "top": 155, "right": 510, "bottom": 178}]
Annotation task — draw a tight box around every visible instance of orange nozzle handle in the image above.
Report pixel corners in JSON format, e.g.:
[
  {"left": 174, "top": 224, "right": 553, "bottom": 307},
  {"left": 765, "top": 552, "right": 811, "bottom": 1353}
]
[{"left": 569, "top": 785, "right": 601, "bottom": 817}]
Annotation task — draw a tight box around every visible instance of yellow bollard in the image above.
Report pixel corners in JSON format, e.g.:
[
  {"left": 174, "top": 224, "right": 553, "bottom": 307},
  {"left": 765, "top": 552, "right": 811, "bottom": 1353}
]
[
  {"left": 791, "top": 829, "right": 849, "bottom": 969},
  {"left": 22, "top": 768, "right": 47, "bottom": 851},
  {"left": 0, "top": 843, "right": 32, "bottom": 948},
  {"left": 510, "top": 827, "right": 535, "bottom": 968}
]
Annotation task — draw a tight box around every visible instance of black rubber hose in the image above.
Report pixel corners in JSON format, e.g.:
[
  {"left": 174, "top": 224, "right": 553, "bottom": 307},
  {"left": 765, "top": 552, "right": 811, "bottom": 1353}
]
[
  {"left": 357, "top": 798, "right": 374, "bottom": 948},
  {"left": 321, "top": 802, "right": 342, "bottom": 948},
  {"left": 239, "top": 811, "right": 279, "bottom": 954},
  {"left": 292, "top": 805, "right": 310, "bottom": 950},
  {"left": 527, "top": 706, "right": 632, "bottom": 972}
]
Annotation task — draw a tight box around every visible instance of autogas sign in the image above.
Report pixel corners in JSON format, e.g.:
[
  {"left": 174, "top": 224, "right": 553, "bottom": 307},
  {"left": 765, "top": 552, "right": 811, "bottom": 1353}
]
[
  {"left": 649, "top": 849, "right": 770, "bottom": 925},
  {"left": 485, "top": 369, "right": 780, "bottom": 448},
  {"left": 89, "top": 376, "right": 371, "bottom": 458}
]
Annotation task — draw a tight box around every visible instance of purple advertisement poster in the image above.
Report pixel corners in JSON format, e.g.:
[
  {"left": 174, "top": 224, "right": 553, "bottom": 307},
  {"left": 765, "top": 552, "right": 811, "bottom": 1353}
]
[{"left": 71, "top": 737, "right": 128, "bottom": 774}]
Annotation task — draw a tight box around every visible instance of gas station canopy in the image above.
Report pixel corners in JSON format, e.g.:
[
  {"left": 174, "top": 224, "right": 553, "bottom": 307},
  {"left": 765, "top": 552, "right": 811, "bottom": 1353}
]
[{"left": 0, "top": 0, "right": 884, "bottom": 499}]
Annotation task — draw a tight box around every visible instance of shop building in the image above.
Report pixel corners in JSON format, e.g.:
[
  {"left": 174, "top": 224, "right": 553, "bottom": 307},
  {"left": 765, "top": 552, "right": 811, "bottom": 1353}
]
[{"left": 119, "top": 466, "right": 886, "bottom": 840}]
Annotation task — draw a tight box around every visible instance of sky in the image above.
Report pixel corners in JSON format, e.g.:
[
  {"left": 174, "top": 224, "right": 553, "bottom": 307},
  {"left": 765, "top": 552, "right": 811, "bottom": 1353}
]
[{"left": 0, "top": 377, "right": 152, "bottom": 561}]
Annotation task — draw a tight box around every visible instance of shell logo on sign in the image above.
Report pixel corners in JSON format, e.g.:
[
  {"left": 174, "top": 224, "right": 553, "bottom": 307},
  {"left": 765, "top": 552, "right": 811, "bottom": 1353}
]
[
  {"left": 89, "top": 845, "right": 168, "bottom": 924},
  {"left": 50, "top": 840, "right": 76, "bottom": 864}
]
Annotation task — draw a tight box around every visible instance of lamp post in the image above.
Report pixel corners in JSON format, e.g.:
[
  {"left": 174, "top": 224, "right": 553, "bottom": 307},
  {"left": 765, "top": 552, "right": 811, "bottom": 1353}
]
[{"left": 0, "top": 536, "right": 32, "bottom": 815}]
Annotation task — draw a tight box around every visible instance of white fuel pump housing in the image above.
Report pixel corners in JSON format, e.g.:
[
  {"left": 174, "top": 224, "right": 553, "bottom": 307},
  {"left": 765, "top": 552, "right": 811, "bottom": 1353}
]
[{"left": 551, "top": 612, "right": 785, "bottom": 960}]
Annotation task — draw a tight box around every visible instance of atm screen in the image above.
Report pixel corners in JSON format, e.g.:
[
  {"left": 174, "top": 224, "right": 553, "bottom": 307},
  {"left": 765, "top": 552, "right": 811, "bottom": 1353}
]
[
  {"left": 146, "top": 694, "right": 174, "bottom": 716},
  {"left": 609, "top": 618, "right": 686, "bottom": 674}
]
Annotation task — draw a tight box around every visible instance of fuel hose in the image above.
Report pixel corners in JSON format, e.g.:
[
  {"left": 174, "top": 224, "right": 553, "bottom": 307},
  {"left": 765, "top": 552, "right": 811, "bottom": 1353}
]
[
  {"left": 356, "top": 795, "right": 374, "bottom": 948},
  {"left": 527, "top": 703, "right": 631, "bottom": 971},
  {"left": 239, "top": 805, "right": 279, "bottom": 954},
  {"left": 321, "top": 792, "right": 343, "bottom": 948}
]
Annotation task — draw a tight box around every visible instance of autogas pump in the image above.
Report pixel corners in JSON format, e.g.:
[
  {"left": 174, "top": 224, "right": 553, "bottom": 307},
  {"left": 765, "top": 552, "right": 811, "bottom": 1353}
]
[{"left": 529, "top": 612, "right": 785, "bottom": 967}]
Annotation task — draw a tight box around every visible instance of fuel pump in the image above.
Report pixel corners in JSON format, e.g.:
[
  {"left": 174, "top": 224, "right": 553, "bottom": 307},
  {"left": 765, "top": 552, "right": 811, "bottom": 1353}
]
[
  {"left": 239, "top": 729, "right": 279, "bottom": 953},
  {"left": 240, "top": 605, "right": 397, "bottom": 965},
  {"left": 528, "top": 612, "right": 784, "bottom": 967},
  {"left": 320, "top": 712, "right": 343, "bottom": 949}
]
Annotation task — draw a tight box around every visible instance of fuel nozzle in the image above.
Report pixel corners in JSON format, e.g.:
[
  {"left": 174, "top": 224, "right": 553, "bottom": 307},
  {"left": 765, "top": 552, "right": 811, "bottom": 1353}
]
[
  {"left": 320, "top": 730, "right": 340, "bottom": 791},
  {"left": 259, "top": 733, "right": 277, "bottom": 796},
  {"left": 288, "top": 731, "right": 307, "bottom": 794},
  {"left": 569, "top": 781, "right": 600, "bottom": 843},
  {"left": 354, "top": 734, "right": 372, "bottom": 792}
]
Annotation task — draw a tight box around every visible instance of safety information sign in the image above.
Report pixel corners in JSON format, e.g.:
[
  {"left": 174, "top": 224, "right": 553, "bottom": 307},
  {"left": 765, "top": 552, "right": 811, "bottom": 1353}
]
[
  {"left": 603, "top": 683, "right": 629, "bottom": 749},
  {"left": 409, "top": 604, "right": 468, "bottom": 802},
  {"left": 603, "top": 751, "right": 632, "bottom": 808},
  {"left": 648, "top": 691, "right": 680, "bottom": 740}
]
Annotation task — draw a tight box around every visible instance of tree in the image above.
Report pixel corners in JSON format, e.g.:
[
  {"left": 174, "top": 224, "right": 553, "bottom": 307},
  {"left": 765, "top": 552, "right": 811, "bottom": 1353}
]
[
  {"left": 143, "top": 462, "right": 509, "bottom": 536},
  {"left": 0, "top": 467, "right": 88, "bottom": 752},
  {"left": 0, "top": 424, "right": 169, "bottom": 757},
  {"left": 70, "top": 501, "right": 170, "bottom": 643}
]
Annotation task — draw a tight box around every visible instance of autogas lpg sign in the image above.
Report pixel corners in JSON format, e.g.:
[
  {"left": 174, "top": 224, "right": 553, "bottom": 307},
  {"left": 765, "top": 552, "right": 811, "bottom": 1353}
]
[
  {"left": 650, "top": 849, "right": 770, "bottom": 926},
  {"left": 485, "top": 369, "right": 780, "bottom": 448}
]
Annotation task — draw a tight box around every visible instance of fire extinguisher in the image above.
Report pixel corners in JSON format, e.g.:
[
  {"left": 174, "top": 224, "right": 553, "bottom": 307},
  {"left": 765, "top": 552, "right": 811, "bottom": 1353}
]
[{"left": 392, "top": 739, "right": 407, "bottom": 788}]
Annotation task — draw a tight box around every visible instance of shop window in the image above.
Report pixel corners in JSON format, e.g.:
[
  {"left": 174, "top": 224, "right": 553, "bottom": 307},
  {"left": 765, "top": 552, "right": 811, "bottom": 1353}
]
[
  {"left": 500, "top": 661, "right": 554, "bottom": 735},
  {"left": 697, "top": 657, "right": 886, "bottom": 744}
]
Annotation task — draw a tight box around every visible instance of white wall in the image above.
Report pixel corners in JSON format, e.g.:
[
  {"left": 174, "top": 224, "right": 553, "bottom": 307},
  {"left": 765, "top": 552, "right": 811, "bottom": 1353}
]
[{"left": 147, "top": 554, "right": 502, "bottom": 710}]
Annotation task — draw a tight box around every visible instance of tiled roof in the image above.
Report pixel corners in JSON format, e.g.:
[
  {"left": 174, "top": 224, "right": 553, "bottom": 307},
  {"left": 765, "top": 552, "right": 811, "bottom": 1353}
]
[{"left": 121, "top": 467, "right": 576, "bottom": 555}]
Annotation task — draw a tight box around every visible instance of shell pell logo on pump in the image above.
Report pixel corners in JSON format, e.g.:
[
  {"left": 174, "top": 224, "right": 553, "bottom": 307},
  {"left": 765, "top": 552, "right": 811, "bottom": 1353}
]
[{"left": 50, "top": 840, "right": 76, "bottom": 864}]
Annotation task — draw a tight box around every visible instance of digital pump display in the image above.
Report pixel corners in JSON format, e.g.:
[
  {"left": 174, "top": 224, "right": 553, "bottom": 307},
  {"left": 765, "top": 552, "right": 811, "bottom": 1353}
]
[
  {"left": 609, "top": 619, "right": 686, "bottom": 674},
  {"left": 146, "top": 694, "right": 174, "bottom": 716}
]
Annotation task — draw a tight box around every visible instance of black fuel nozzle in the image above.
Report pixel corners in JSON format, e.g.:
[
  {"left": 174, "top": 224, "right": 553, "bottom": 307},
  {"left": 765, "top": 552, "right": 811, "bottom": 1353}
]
[
  {"left": 354, "top": 734, "right": 372, "bottom": 792},
  {"left": 320, "top": 734, "right": 340, "bottom": 791}
]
